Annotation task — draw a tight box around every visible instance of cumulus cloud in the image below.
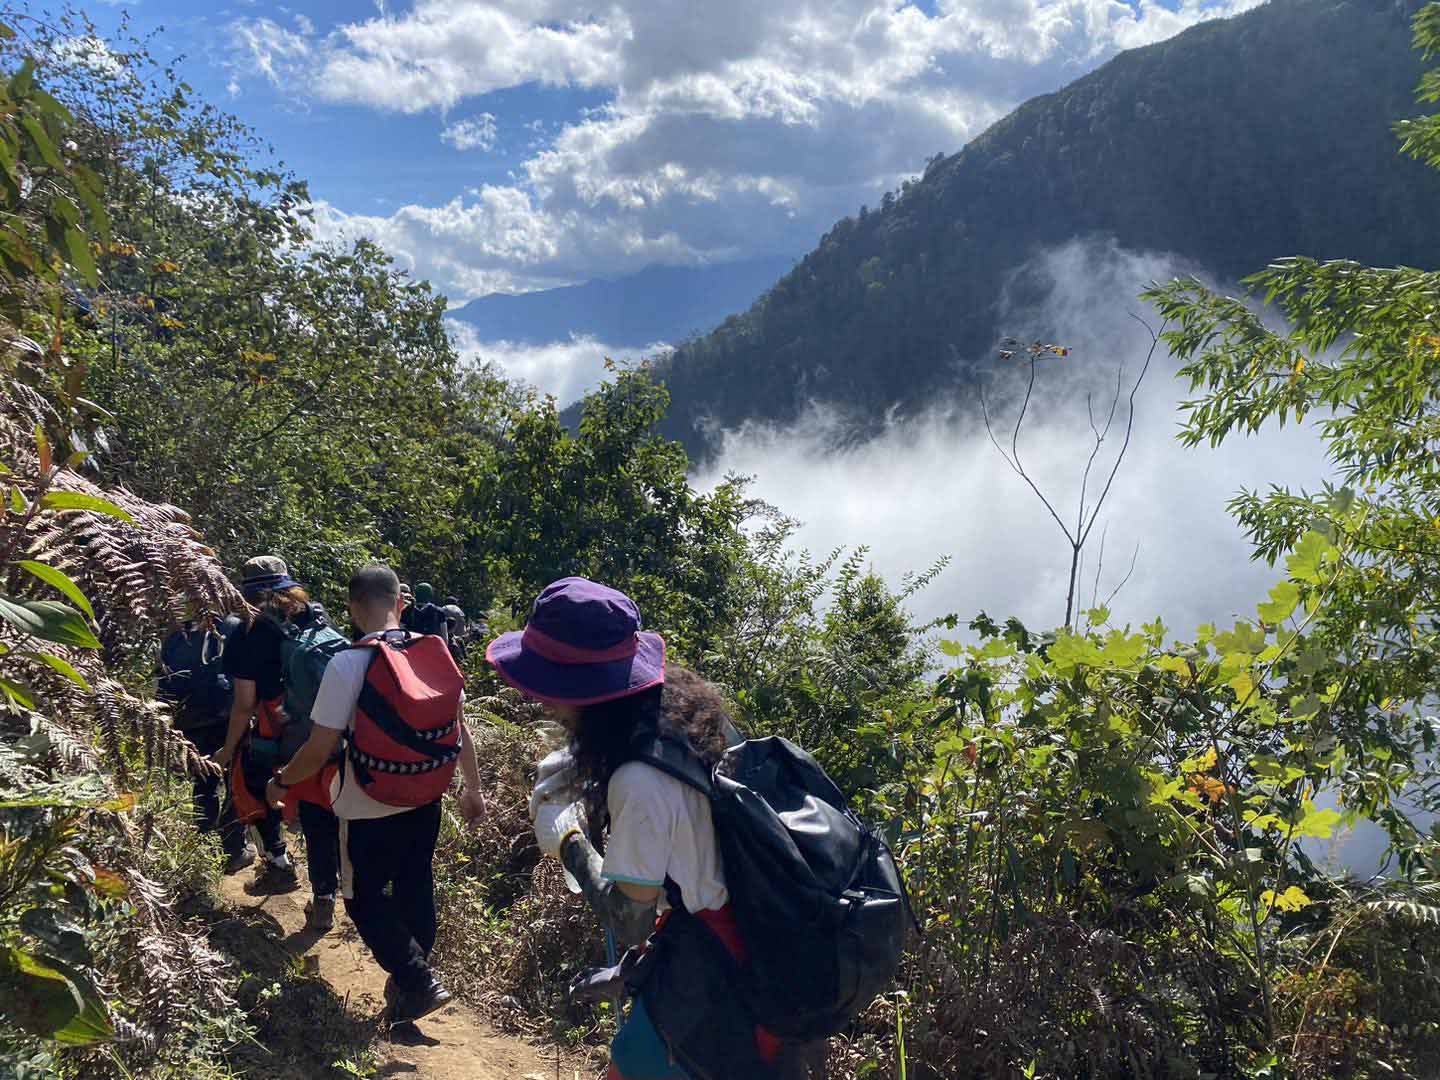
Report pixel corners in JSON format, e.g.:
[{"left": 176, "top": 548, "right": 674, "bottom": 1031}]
[
  {"left": 441, "top": 113, "right": 499, "bottom": 151},
  {"left": 447, "top": 319, "right": 671, "bottom": 404},
  {"left": 226, "top": 0, "right": 1261, "bottom": 300}
]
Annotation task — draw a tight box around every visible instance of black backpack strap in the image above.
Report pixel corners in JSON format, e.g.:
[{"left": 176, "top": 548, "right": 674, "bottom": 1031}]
[{"left": 627, "top": 730, "right": 714, "bottom": 798}]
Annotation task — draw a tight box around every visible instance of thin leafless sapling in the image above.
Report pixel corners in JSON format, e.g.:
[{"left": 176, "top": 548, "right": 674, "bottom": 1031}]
[{"left": 978, "top": 314, "right": 1163, "bottom": 629}]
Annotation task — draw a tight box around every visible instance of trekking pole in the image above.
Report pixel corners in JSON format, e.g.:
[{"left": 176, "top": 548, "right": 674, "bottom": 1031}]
[{"left": 604, "top": 927, "right": 624, "bottom": 1016}]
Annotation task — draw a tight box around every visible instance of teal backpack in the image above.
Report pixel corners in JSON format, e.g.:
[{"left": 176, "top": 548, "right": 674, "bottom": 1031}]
[{"left": 267, "top": 605, "right": 351, "bottom": 757}]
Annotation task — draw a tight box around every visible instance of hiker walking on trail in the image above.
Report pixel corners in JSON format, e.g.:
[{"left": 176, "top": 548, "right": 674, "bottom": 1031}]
[
  {"left": 212, "top": 557, "right": 347, "bottom": 927},
  {"left": 402, "top": 580, "right": 450, "bottom": 644},
  {"left": 265, "top": 563, "right": 488, "bottom": 1026},
  {"left": 158, "top": 613, "right": 260, "bottom": 872},
  {"left": 441, "top": 595, "right": 467, "bottom": 662},
  {"left": 492, "top": 577, "right": 907, "bottom": 1080},
  {"left": 488, "top": 579, "right": 815, "bottom": 1079}
]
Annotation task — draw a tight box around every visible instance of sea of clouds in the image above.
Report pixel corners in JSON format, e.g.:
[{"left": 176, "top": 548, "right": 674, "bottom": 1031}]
[
  {"left": 694, "top": 239, "right": 1329, "bottom": 637},
  {"left": 692, "top": 239, "right": 1400, "bottom": 872},
  {"left": 446, "top": 319, "right": 672, "bottom": 405}
]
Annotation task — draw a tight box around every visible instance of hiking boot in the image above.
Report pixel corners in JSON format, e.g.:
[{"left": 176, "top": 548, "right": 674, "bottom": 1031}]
[
  {"left": 388, "top": 977, "right": 451, "bottom": 1025},
  {"left": 250, "top": 855, "right": 300, "bottom": 894},
  {"left": 223, "top": 844, "right": 257, "bottom": 875},
  {"left": 304, "top": 896, "right": 336, "bottom": 932}
]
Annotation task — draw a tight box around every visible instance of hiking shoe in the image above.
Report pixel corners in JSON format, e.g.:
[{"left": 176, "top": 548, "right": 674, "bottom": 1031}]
[
  {"left": 304, "top": 896, "right": 335, "bottom": 932},
  {"left": 250, "top": 856, "right": 300, "bottom": 894},
  {"left": 388, "top": 978, "right": 451, "bottom": 1025},
  {"left": 223, "top": 845, "right": 257, "bottom": 875}
]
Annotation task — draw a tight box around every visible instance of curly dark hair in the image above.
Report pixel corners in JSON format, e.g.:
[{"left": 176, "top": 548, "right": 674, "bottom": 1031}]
[{"left": 570, "top": 665, "right": 731, "bottom": 828}]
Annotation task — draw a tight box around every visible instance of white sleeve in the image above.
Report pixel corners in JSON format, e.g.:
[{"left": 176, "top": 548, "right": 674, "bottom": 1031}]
[
  {"left": 309, "top": 650, "right": 367, "bottom": 732},
  {"left": 602, "top": 764, "right": 674, "bottom": 889}
]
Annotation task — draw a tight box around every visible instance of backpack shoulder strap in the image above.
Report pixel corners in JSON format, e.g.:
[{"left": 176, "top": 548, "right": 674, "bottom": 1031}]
[
  {"left": 260, "top": 610, "right": 299, "bottom": 640},
  {"left": 627, "top": 730, "right": 715, "bottom": 798}
]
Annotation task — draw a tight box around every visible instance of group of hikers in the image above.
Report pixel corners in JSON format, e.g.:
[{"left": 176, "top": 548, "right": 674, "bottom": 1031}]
[{"left": 160, "top": 556, "right": 907, "bottom": 1080}]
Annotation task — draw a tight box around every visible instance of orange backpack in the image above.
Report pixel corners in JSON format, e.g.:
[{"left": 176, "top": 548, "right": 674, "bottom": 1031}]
[{"left": 345, "top": 632, "right": 464, "bottom": 807}]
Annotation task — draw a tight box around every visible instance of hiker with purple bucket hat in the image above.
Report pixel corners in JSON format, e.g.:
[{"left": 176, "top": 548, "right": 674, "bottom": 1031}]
[{"left": 487, "top": 577, "right": 800, "bottom": 1080}]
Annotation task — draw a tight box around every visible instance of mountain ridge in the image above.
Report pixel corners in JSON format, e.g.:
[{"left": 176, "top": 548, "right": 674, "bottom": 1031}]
[
  {"left": 448, "top": 255, "right": 795, "bottom": 349},
  {"left": 621, "top": 0, "right": 1440, "bottom": 455}
]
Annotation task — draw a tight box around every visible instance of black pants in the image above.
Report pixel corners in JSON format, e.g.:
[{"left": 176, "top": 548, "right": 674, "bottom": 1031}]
[
  {"left": 340, "top": 801, "right": 441, "bottom": 992},
  {"left": 185, "top": 721, "right": 284, "bottom": 858},
  {"left": 298, "top": 800, "right": 340, "bottom": 897}
]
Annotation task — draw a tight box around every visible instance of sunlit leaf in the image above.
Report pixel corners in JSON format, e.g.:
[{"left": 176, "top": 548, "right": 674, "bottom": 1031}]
[
  {"left": 0, "top": 596, "right": 100, "bottom": 648},
  {"left": 0, "top": 675, "right": 35, "bottom": 709},
  {"left": 1292, "top": 806, "right": 1342, "bottom": 839},
  {"left": 0, "top": 947, "right": 113, "bottom": 1045},
  {"left": 15, "top": 561, "right": 94, "bottom": 619},
  {"left": 38, "top": 491, "right": 132, "bottom": 521},
  {"left": 89, "top": 868, "right": 127, "bottom": 898},
  {"left": 1256, "top": 580, "right": 1300, "bottom": 624},
  {"left": 16, "top": 650, "right": 89, "bottom": 689}
]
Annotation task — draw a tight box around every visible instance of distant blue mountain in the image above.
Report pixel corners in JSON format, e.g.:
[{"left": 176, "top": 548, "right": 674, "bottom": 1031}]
[{"left": 448, "top": 255, "right": 795, "bottom": 348}]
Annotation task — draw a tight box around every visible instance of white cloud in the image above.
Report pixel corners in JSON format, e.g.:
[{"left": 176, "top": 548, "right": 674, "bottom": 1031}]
[
  {"left": 441, "top": 113, "right": 499, "bottom": 151},
  {"left": 47, "top": 35, "right": 126, "bottom": 76},
  {"left": 692, "top": 238, "right": 1405, "bottom": 873},
  {"left": 229, "top": 0, "right": 1263, "bottom": 299},
  {"left": 447, "top": 319, "right": 671, "bottom": 404},
  {"left": 230, "top": 16, "right": 311, "bottom": 84},
  {"left": 693, "top": 239, "right": 1326, "bottom": 636}
]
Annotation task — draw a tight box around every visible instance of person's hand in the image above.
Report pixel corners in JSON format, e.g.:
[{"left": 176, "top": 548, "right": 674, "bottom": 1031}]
[
  {"left": 533, "top": 800, "right": 586, "bottom": 859},
  {"left": 212, "top": 743, "right": 236, "bottom": 769},
  {"left": 529, "top": 747, "right": 578, "bottom": 820},
  {"left": 196, "top": 756, "right": 223, "bottom": 780},
  {"left": 265, "top": 778, "right": 289, "bottom": 811},
  {"left": 457, "top": 788, "right": 488, "bottom": 827}
]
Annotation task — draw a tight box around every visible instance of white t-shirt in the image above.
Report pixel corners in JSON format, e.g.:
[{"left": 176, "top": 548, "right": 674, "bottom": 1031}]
[
  {"left": 602, "top": 760, "right": 728, "bottom": 914},
  {"left": 310, "top": 629, "right": 464, "bottom": 821}
]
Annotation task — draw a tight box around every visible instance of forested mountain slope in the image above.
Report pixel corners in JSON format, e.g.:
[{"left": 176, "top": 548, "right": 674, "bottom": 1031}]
[{"left": 642, "top": 0, "right": 1440, "bottom": 452}]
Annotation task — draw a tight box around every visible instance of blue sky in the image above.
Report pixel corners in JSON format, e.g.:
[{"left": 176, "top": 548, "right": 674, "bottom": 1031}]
[{"left": 64, "top": 0, "right": 1258, "bottom": 305}]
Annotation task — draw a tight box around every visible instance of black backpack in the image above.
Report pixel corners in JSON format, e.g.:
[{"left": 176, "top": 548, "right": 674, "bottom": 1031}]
[
  {"left": 628, "top": 731, "right": 912, "bottom": 1042},
  {"left": 158, "top": 622, "right": 235, "bottom": 726}
]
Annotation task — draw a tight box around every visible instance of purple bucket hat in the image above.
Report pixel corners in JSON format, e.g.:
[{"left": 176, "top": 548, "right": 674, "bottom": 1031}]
[{"left": 486, "top": 577, "right": 666, "bottom": 707}]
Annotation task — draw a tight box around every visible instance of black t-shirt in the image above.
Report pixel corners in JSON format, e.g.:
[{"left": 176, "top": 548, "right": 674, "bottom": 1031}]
[{"left": 222, "top": 616, "right": 286, "bottom": 702}]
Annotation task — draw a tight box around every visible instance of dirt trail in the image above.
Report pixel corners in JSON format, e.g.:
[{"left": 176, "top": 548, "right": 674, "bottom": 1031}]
[{"left": 215, "top": 872, "right": 566, "bottom": 1080}]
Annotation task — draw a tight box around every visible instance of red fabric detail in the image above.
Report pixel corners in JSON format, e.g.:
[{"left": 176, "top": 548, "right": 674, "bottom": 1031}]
[
  {"left": 349, "top": 636, "right": 464, "bottom": 807},
  {"left": 755, "top": 1026, "right": 783, "bottom": 1064},
  {"left": 521, "top": 623, "right": 640, "bottom": 665},
  {"left": 487, "top": 668, "right": 665, "bottom": 708},
  {"left": 229, "top": 752, "right": 267, "bottom": 825},
  {"left": 288, "top": 765, "right": 335, "bottom": 813},
  {"left": 256, "top": 697, "right": 286, "bottom": 739},
  {"left": 694, "top": 906, "right": 749, "bottom": 965},
  {"left": 689, "top": 905, "right": 780, "bottom": 1065},
  {"left": 605, "top": 1066, "right": 623, "bottom": 1080}
]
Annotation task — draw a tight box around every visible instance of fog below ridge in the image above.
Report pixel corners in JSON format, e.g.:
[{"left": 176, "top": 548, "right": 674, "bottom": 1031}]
[
  {"left": 695, "top": 240, "right": 1332, "bottom": 643},
  {"left": 695, "top": 239, "right": 1406, "bottom": 866}
]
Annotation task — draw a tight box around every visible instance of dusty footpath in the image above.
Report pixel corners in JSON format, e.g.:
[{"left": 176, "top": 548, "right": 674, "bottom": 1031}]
[{"left": 214, "top": 872, "right": 576, "bottom": 1080}]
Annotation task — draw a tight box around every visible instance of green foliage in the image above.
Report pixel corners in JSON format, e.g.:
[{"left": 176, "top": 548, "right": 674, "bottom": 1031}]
[
  {"left": 863, "top": 527, "right": 1439, "bottom": 1076},
  {"left": 460, "top": 367, "right": 753, "bottom": 659},
  {"left": 1144, "top": 239, "right": 1440, "bottom": 859},
  {"left": 708, "top": 533, "right": 941, "bottom": 791},
  {"left": 1396, "top": 2, "right": 1440, "bottom": 167}
]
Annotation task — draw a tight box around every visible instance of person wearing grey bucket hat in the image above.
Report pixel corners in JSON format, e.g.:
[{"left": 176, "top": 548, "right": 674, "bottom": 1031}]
[
  {"left": 487, "top": 578, "right": 800, "bottom": 1079},
  {"left": 217, "top": 555, "right": 344, "bottom": 924}
]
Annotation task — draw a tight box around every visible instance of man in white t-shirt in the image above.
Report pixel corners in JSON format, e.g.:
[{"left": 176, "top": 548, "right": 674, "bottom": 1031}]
[{"left": 266, "top": 564, "right": 486, "bottom": 1026}]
